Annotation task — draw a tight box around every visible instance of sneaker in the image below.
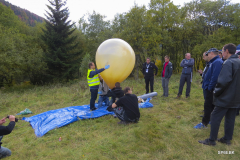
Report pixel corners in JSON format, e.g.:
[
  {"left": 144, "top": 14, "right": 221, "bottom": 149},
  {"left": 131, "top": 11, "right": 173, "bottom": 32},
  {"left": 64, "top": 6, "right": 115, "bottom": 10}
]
[
  {"left": 113, "top": 114, "right": 117, "bottom": 118},
  {"left": 217, "top": 137, "right": 231, "bottom": 145},
  {"left": 90, "top": 107, "right": 97, "bottom": 111},
  {"left": 194, "top": 122, "right": 207, "bottom": 129},
  {"left": 198, "top": 138, "right": 216, "bottom": 146},
  {"left": 186, "top": 96, "right": 190, "bottom": 98}
]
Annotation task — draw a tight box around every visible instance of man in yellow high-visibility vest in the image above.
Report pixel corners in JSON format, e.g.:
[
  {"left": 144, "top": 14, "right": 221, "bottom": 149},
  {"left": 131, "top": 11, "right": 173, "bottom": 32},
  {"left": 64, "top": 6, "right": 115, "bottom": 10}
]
[{"left": 87, "top": 62, "right": 110, "bottom": 111}]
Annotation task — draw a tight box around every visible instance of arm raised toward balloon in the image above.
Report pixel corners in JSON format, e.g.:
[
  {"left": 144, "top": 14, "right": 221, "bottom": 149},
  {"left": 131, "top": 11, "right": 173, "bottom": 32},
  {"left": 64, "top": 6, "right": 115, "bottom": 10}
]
[
  {"left": 104, "top": 65, "right": 110, "bottom": 69},
  {"left": 89, "top": 68, "right": 105, "bottom": 78}
]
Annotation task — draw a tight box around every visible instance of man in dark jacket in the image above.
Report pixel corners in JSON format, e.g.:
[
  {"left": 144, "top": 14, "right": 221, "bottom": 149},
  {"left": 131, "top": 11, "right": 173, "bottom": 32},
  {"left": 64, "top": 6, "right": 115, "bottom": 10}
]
[
  {"left": 161, "top": 55, "right": 173, "bottom": 97},
  {"left": 194, "top": 48, "right": 223, "bottom": 129},
  {"left": 199, "top": 43, "right": 240, "bottom": 146},
  {"left": 107, "top": 82, "right": 124, "bottom": 106},
  {"left": 177, "top": 53, "right": 194, "bottom": 98},
  {"left": 142, "top": 58, "right": 158, "bottom": 94},
  {"left": 0, "top": 115, "right": 16, "bottom": 159},
  {"left": 111, "top": 87, "right": 140, "bottom": 124}
]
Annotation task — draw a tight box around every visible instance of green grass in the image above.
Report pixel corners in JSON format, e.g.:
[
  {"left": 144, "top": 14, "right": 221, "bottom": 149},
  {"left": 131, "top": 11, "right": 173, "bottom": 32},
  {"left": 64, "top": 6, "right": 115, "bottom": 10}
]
[{"left": 0, "top": 74, "right": 239, "bottom": 160}]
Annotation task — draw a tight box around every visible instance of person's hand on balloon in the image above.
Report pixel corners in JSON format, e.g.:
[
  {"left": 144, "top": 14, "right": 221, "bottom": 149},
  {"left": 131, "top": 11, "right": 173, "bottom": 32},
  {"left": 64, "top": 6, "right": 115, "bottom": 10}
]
[{"left": 105, "top": 65, "right": 110, "bottom": 69}]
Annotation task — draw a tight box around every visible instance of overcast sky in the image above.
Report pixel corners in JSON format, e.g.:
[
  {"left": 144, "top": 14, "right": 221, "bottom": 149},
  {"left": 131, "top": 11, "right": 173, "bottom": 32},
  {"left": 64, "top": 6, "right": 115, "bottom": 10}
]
[{"left": 6, "top": 0, "right": 239, "bottom": 23}]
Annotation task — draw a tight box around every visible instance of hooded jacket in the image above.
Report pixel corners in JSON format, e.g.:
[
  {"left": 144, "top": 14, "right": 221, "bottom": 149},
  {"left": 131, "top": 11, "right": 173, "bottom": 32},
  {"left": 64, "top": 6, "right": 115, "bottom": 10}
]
[{"left": 202, "top": 55, "right": 223, "bottom": 91}]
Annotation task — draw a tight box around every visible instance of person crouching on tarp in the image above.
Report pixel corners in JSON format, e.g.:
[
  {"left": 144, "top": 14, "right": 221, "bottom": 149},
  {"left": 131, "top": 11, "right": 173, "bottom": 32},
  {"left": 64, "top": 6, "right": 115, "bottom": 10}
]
[{"left": 111, "top": 87, "right": 140, "bottom": 124}]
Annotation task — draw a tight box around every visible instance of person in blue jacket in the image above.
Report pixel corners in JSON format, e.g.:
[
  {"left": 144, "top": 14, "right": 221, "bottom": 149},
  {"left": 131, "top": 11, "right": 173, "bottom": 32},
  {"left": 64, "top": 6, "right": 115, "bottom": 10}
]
[
  {"left": 177, "top": 53, "right": 194, "bottom": 98},
  {"left": 194, "top": 48, "right": 223, "bottom": 129}
]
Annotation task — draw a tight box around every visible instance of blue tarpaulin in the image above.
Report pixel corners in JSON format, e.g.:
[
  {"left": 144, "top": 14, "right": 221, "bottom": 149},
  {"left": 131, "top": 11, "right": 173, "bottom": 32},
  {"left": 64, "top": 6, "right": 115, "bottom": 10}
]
[{"left": 22, "top": 100, "right": 153, "bottom": 137}]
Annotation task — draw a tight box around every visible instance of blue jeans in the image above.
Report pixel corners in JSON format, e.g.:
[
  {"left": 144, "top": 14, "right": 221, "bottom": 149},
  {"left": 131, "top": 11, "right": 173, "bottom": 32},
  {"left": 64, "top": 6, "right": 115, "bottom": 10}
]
[
  {"left": 98, "top": 95, "right": 109, "bottom": 108},
  {"left": 0, "top": 146, "right": 11, "bottom": 158}
]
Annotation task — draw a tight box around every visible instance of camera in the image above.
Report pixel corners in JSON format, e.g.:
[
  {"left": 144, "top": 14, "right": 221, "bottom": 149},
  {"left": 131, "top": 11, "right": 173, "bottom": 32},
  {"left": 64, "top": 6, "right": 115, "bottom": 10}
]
[{"left": 6, "top": 116, "right": 18, "bottom": 122}]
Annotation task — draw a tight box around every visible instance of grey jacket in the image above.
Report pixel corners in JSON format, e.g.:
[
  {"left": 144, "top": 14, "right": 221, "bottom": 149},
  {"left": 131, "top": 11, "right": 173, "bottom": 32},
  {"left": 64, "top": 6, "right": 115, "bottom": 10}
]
[
  {"left": 99, "top": 80, "right": 109, "bottom": 96},
  {"left": 161, "top": 61, "right": 173, "bottom": 78},
  {"left": 213, "top": 54, "right": 240, "bottom": 108},
  {"left": 180, "top": 58, "right": 194, "bottom": 75}
]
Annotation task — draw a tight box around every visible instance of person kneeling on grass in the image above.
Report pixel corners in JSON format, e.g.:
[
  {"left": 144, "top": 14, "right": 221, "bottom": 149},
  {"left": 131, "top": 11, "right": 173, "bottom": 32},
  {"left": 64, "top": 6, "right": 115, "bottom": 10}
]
[{"left": 111, "top": 87, "right": 140, "bottom": 124}]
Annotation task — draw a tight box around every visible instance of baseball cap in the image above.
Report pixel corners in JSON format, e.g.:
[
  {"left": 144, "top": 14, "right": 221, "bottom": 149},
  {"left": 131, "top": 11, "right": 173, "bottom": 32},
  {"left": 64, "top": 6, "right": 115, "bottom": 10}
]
[
  {"left": 206, "top": 48, "right": 218, "bottom": 54},
  {"left": 205, "top": 48, "right": 218, "bottom": 56}
]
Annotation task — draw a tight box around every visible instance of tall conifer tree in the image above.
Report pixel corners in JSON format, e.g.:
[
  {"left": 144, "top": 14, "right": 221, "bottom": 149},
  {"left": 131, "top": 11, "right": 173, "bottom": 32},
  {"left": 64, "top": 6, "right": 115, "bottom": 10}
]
[{"left": 41, "top": 0, "right": 80, "bottom": 81}]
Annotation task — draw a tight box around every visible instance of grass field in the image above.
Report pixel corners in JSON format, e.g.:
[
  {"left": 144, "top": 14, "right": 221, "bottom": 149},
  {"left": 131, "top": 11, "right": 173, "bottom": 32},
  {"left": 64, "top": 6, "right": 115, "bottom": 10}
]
[{"left": 0, "top": 73, "right": 239, "bottom": 160}]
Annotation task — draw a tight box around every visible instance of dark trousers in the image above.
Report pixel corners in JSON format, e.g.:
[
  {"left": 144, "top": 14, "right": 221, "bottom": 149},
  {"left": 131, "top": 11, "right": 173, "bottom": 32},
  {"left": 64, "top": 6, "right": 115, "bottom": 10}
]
[
  {"left": 90, "top": 89, "right": 98, "bottom": 110},
  {"left": 145, "top": 76, "right": 154, "bottom": 94},
  {"left": 210, "top": 106, "right": 237, "bottom": 141},
  {"left": 178, "top": 74, "right": 191, "bottom": 97},
  {"left": 114, "top": 107, "right": 139, "bottom": 123},
  {"left": 202, "top": 90, "right": 215, "bottom": 126},
  {"left": 162, "top": 77, "right": 169, "bottom": 96}
]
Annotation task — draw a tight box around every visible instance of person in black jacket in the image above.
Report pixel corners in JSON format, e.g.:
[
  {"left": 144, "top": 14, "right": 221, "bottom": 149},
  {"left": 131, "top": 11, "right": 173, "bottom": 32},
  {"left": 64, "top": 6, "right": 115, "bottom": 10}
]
[
  {"left": 161, "top": 55, "right": 173, "bottom": 97},
  {"left": 106, "top": 82, "right": 124, "bottom": 106},
  {"left": 111, "top": 87, "right": 140, "bottom": 124},
  {"left": 142, "top": 58, "right": 158, "bottom": 94},
  {"left": 199, "top": 43, "right": 240, "bottom": 146},
  {"left": 0, "top": 115, "right": 16, "bottom": 159}
]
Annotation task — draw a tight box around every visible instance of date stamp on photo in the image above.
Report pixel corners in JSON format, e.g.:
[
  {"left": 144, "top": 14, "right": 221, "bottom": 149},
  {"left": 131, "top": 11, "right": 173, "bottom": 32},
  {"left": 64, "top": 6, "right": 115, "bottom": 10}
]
[{"left": 218, "top": 151, "right": 234, "bottom": 154}]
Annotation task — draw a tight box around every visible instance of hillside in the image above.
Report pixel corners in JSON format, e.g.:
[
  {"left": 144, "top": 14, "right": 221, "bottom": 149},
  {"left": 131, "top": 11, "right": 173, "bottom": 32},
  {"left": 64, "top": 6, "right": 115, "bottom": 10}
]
[{"left": 0, "top": 0, "right": 44, "bottom": 26}]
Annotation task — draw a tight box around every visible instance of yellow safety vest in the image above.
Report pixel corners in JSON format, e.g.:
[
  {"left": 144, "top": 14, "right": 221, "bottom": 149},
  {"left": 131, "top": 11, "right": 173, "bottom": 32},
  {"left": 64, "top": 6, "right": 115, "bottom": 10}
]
[{"left": 87, "top": 69, "right": 100, "bottom": 87}]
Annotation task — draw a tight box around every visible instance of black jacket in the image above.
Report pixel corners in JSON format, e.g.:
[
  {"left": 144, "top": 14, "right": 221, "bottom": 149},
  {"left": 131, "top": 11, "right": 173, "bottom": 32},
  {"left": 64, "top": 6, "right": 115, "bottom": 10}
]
[
  {"left": 0, "top": 121, "right": 15, "bottom": 147},
  {"left": 107, "top": 87, "right": 124, "bottom": 102},
  {"left": 142, "top": 62, "right": 158, "bottom": 77},
  {"left": 161, "top": 61, "right": 173, "bottom": 78},
  {"left": 213, "top": 54, "right": 240, "bottom": 108}
]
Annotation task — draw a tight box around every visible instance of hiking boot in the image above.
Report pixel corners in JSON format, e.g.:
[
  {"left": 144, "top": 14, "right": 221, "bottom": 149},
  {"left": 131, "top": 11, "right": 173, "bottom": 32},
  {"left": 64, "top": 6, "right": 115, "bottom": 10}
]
[
  {"left": 194, "top": 122, "right": 207, "bottom": 129},
  {"left": 218, "top": 137, "right": 231, "bottom": 145},
  {"left": 198, "top": 139, "right": 216, "bottom": 146}
]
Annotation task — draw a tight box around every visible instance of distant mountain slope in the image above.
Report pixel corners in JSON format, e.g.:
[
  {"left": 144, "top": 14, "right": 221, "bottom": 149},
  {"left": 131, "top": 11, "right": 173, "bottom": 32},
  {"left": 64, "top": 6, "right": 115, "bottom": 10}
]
[{"left": 0, "top": 0, "right": 44, "bottom": 26}]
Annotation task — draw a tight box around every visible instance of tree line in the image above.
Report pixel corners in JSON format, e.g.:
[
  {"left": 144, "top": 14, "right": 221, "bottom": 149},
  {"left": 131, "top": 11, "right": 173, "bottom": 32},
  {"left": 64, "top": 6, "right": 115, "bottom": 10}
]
[{"left": 0, "top": 0, "right": 240, "bottom": 87}]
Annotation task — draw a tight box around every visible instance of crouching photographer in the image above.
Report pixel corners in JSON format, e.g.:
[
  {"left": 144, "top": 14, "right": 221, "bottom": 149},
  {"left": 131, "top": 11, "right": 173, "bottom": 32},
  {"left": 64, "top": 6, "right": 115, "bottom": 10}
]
[{"left": 0, "top": 115, "right": 16, "bottom": 159}]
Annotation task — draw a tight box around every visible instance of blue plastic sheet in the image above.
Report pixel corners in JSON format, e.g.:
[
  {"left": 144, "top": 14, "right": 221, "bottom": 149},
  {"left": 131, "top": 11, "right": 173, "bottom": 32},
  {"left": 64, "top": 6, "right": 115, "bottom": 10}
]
[{"left": 23, "top": 101, "right": 153, "bottom": 137}]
